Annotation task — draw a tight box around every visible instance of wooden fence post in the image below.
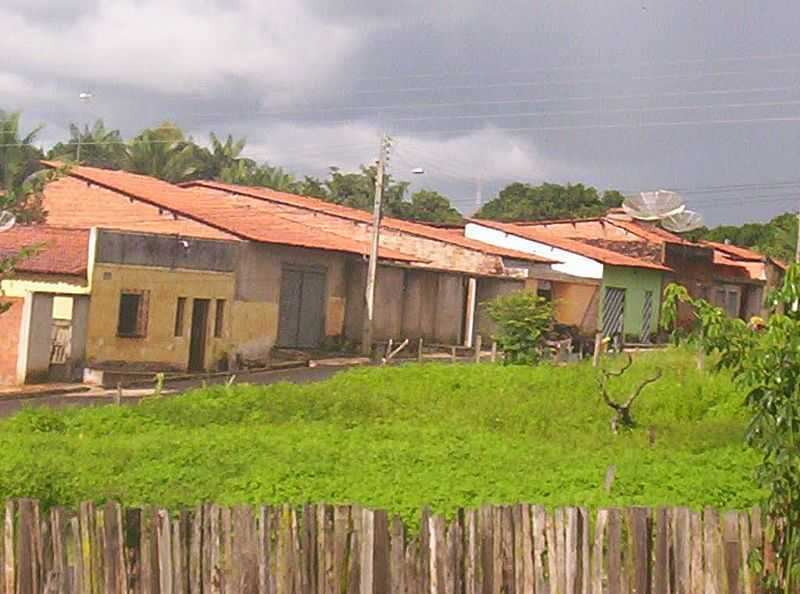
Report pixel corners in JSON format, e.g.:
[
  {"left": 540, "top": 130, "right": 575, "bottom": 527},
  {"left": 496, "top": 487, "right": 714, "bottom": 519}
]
[
  {"left": 592, "top": 332, "right": 603, "bottom": 367},
  {"left": 474, "top": 335, "right": 482, "bottom": 364},
  {"left": 417, "top": 338, "right": 424, "bottom": 364},
  {"left": 491, "top": 341, "right": 498, "bottom": 363}
]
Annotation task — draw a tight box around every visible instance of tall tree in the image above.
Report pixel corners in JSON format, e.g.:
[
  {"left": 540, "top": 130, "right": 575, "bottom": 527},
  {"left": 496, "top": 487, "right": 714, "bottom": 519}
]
[
  {"left": 48, "top": 119, "right": 127, "bottom": 169},
  {"left": 476, "top": 182, "right": 623, "bottom": 221},
  {"left": 126, "top": 123, "right": 203, "bottom": 183},
  {"left": 198, "top": 132, "right": 247, "bottom": 179},
  {"left": 688, "top": 212, "right": 797, "bottom": 263},
  {"left": 219, "top": 159, "right": 297, "bottom": 191},
  {"left": 0, "top": 110, "right": 44, "bottom": 192},
  {"left": 400, "top": 189, "right": 463, "bottom": 224}
]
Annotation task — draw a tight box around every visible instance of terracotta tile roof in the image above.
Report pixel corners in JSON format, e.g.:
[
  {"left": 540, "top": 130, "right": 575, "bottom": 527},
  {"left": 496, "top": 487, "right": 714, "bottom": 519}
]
[
  {"left": 183, "top": 180, "right": 556, "bottom": 264},
  {"left": 701, "top": 240, "right": 765, "bottom": 261},
  {"left": 0, "top": 226, "right": 88, "bottom": 277},
  {"left": 40, "top": 163, "right": 421, "bottom": 263},
  {"left": 521, "top": 215, "right": 693, "bottom": 246},
  {"left": 713, "top": 251, "right": 764, "bottom": 281},
  {"left": 471, "top": 219, "right": 672, "bottom": 272}
]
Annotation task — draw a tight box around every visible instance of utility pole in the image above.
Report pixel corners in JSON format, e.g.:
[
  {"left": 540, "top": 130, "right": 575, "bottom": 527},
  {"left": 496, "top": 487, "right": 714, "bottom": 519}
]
[
  {"left": 474, "top": 177, "right": 483, "bottom": 212},
  {"left": 361, "top": 133, "right": 392, "bottom": 356}
]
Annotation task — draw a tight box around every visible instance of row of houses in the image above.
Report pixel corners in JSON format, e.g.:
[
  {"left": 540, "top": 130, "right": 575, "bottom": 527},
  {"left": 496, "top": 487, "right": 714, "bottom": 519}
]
[{"left": 0, "top": 163, "right": 785, "bottom": 385}]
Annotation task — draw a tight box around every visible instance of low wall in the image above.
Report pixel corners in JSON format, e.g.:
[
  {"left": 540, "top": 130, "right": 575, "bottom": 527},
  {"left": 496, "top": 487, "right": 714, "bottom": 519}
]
[{"left": 2, "top": 499, "right": 776, "bottom": 594}]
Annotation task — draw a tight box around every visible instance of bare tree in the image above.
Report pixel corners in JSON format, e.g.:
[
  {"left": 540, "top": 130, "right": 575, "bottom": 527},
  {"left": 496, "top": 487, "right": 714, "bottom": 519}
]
[{"left": 597, "top": 353, "right": 662, "bottom": 433}]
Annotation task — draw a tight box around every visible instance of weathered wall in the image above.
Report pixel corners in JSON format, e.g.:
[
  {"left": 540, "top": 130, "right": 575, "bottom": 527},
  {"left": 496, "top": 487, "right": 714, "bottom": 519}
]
[
  {"left": 21, "top": 293, "right": 55, "bottom": 384},
  {"left": 0, "top": 297, "right": 24, "bottom": 385},
  {"left": 401, "top": 270, "right": 438, "bottom": 339},
  {"left": 344, "top": 262, "right": 406, "bottom": 343},
  {"left": 552, "top": 282, "right": 600, "bottom": 333},
  {"left": 236, "top": 243, "right": 348, "bottom": 347},
  {"left": 86, "top": 264, "right": 236, "bottom": 371},
  {"left": 345, "top": 264, "right": 468, "bottom": 345},
  {"left": 434, "top": 274, "right": 465, "bottom": 344},
  {"left": 601, "top": 266, "right": 664, "bottom": 338},
  {"left": 475, "top": 278, "right": 524, "bottom": 340}
]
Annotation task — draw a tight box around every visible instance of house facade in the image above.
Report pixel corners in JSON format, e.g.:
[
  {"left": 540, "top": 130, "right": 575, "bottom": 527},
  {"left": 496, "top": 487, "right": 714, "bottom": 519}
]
[
  {"left": 0, "top": 165, "right": 557, "bottom": 384},
  {"left": 464, "top": 220, "right": 669, "bottom": 342}
]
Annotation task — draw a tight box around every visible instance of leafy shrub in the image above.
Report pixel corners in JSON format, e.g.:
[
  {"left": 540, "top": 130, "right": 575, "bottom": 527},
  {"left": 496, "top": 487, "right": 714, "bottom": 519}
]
[{"left": 485, "top": 290, "right": 553, "bottom": 364}]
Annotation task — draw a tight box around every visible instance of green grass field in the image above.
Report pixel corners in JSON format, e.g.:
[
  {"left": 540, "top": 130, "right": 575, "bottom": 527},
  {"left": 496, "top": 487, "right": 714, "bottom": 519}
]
[{"left": 0, "top": 349, "right": 760, "bottom": 523}]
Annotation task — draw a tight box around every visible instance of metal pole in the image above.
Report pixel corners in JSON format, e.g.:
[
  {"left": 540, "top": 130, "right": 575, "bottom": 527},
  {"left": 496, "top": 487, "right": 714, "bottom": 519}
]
[{"left": 361, "top": 134, "right": 389, "bottom": 356}]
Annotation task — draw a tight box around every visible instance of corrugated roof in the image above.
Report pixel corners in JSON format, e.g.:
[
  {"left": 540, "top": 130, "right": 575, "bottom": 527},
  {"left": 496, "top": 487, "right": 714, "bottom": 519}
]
[
  {"left": 0, "top": 226, "right": 89, "bottom": 277},
  {"left": 40, "top": 163, "right": 421, "bottom": 263},
  {"left": 471, "top": 219, "right": 672, "bottom": 272},
  {"left": 184, "top": 180, "right": 556, "bottom": 264}
]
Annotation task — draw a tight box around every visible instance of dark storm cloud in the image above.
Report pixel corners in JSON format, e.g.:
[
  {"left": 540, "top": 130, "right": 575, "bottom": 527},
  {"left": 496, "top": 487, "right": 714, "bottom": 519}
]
[{"left": 3, "top": 0, "right": 800, "bottom": 223}]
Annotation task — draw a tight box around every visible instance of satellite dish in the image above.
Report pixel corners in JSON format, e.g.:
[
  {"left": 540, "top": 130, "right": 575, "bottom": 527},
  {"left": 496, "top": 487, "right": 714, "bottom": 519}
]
[
  {"left": 661, "top": 210, "right": 704, "bottom": 233},
  {"left": 623, "top": 190, "right": 686, "bottom": 221},
  {"left": 0, "top": 211, "right": 16, "bottom": 233}
]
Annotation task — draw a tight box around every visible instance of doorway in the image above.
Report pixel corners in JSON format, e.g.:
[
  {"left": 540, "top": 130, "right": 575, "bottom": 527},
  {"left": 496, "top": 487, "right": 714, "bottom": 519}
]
[
  {"left": 188, "top": 299, "right": 210, "bottom": 371},
  {"left": 277, "top": 266, "right": 327, "bottom": 348}
]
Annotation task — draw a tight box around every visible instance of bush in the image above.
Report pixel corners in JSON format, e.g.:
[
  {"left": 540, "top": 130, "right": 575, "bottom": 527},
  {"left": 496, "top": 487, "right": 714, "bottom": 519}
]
[{"left": 485, "top": 290, "right": 553, "bottom": 364}]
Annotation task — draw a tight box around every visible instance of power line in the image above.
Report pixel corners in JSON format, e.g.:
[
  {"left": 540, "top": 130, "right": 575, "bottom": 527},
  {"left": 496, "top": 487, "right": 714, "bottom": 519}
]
[
  {"left": 355, "top": 51, "right": 800, "bottom": 82},
  {"left": 397, "top": 114, "right": 800, "bottom": 136},
  {"left": 353, "top": 68, "right": 800, "bottom": 95}
]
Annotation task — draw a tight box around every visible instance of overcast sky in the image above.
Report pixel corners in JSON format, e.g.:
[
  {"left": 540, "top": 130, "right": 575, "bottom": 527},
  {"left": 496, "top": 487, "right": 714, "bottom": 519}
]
[{"left": 4, "top": 0, "right": 800, "bottom": 225}]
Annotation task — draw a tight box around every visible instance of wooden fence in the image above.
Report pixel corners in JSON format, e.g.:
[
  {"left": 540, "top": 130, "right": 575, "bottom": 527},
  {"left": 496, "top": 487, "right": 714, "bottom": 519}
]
[{"left": 0, "top": 500, "right": 785, "bottom": 594}]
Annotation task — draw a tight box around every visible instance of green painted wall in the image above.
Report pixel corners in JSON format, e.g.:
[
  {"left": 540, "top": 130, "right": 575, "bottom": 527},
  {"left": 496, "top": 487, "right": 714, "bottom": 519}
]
[{"left": 600, "top": 266, "right": 664, "bottom": 339}]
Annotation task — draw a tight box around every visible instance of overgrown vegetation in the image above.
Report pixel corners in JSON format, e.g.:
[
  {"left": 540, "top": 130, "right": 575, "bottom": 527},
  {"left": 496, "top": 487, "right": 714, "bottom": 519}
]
[
  {"left": 0, "top": 349, "right": 758, "bottom": 523},
  {"left": 662, "top": 266, "right": 800, "bottom": 593},
  {"left": 485, "top": 290, "right": 553, "bottom": 364}
]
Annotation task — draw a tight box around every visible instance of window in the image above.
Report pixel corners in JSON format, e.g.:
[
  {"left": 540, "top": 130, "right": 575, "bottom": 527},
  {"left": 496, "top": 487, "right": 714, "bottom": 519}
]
[
  {"left": 174, "top": 297, "right": 186, "bottom": 337},
  {"left": 214, "top": 299, "right": 226, "bottom": 338},
  {"left": 117, "top": 291, "right": 148, "bottom": 337},
  {"left": 537, "top": 280, "right": 553, "bottom": 301}
]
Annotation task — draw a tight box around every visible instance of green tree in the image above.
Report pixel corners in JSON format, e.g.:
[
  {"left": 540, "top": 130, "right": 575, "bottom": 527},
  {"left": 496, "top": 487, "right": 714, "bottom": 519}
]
[
  {"left": 0, "top": 110, "right": 44, "bottom": 192},
  {"left": 48, "top": 120, "right": 127, "bottom": 169},
  {"left": 126, "top": 123, "right": 203, "bottom": 183},
  {"left": 0, "top": 168, "right": 54, "bottom": 313},
  {"left": 661, "top": 272, "right": 800, "bottom": 593},
  {"left": 485, "top": 290, "right": 553, "bottom": 364},
  {"left": 689, "top": 212, "right": 797, "bottom": 263},
  {"left": 399, "top": 189, "right": 463, "bottom": 224},
  {"left": 476, "top": 182, "right": 623, "bottom": 221},
  {"left": 219, "top": 159, "right": 297, "bottom": 191},
  {"left": 197, "top": 132, "right": 247, "bottom": 179}
]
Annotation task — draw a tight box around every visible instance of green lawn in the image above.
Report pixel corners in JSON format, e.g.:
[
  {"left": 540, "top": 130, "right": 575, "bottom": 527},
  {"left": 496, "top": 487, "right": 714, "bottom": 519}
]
[{"left": 0, "top": 349, "right": 760, "bottom": 523}]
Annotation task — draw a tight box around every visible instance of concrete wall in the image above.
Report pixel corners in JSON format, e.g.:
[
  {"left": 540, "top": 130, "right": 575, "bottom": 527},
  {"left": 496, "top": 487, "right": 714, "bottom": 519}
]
[
  {"left": 601, "top": 266, "right": 664, "bottom": 339},
  {"left": 552, "top": 281, "right": 600, "bottom": 334},
  {"left": 20, "top": 293, "right": 55, "bottom": 384},
  {"left": 345, "top": 263, "right": 468, "bottom": 345},
  {"left": 235, "top": 243, "right": 349, "bottom": 352},
  {"left": 475, "top": 278, "right": 525, "bottom": 340},
  {"left": 0, "top": 297, "right": 24, "bottom": 385},
  {"left": 86, "top": 264, "right": 236, "bottom": 371}
]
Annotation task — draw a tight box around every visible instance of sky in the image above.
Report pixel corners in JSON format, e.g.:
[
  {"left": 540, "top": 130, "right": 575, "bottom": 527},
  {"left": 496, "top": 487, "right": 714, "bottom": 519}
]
[{"left": 4, "top": 0, "right": 800, "bottom": 225}]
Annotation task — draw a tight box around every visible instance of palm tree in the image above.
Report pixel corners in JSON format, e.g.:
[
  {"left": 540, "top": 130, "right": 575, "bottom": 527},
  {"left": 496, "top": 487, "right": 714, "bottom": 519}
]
[
  {"left": 48, "top": 120, "right": 128, "bottom": 169},
  {"left": 0, "top": 110, "right": 44, "bottom": 191},
  {"left": 198, "top": 132, "right": 247, "bottom": 179},
  {"left": 218, "top": 160, "right": 296, "bottom": 191},
  {"left": 126, "top": 123, "right": 203, "bottom": 183}
]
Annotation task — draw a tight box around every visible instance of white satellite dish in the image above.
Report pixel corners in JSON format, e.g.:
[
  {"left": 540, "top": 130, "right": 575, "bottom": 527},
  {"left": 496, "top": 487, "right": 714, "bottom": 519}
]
[
  {"left": 623, "top": 190, "right": 686, "bottom": 221},
  {"left": 661, "top": 210, "right": 704, "bottom": 233},
  {"left": 0, "top": 211, "right": 16, "bottom": 233}
]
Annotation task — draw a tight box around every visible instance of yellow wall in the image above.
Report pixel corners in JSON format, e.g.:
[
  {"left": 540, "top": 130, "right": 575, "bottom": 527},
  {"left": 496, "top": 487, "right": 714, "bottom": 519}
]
[
  {"left": 86, "top": 264, "right": 237, "bottom": 371},
  {"left": 235, "top": 243, "right": 349, "bottom": 342},
  {"left": 1, "top": 275, "right": 88, "bottom": 298},
  {"left": 552, "top": 282, "right": 600, "bottom": 333}
]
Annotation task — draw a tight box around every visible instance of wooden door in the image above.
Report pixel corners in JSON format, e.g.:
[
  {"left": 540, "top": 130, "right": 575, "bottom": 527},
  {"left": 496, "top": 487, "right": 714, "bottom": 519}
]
[
  {"left": 188, "top": 299, "right": 210, "bottom": 371},
  {"left": 277, "top": 267, "right": 326, "bottom": 348}
]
